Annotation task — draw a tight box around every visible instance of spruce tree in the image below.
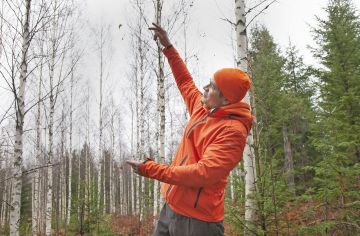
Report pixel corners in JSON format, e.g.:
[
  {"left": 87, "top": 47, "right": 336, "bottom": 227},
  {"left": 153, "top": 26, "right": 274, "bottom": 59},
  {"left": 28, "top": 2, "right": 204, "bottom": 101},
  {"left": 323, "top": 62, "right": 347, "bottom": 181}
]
[
  {"left": 307, "top": 0, "right": 360, "bottom": 234},
  {"left": 249, "top": 26, "right": 289, "bottom": 235}
]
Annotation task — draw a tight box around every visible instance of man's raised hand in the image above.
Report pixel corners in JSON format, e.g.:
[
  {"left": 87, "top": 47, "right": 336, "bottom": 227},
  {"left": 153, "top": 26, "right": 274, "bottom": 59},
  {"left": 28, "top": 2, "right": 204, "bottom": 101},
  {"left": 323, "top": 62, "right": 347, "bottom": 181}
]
[{"left": 148, "top": 23, "right": 172, "bottom": 48}]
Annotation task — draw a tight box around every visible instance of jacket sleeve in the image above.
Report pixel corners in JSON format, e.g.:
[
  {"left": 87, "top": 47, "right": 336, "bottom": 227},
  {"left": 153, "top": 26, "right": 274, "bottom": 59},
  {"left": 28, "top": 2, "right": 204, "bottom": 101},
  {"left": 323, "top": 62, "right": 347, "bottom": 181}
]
[
  {"left": 163, "top": 46, "right": 202, "bottom": 116},
  {"left": 139, "top": 127, "right": 246, "bottom": 188}
]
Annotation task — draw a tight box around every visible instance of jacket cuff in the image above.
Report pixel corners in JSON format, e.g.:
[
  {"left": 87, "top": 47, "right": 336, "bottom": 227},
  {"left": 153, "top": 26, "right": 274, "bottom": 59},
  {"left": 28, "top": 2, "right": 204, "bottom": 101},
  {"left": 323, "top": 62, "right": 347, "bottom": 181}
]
[
  {"left": 162, "top": 45, "right": 176, "bottom": 55},
  {"left": 139, "top": 158, "right": 154, "bottom": 176}
]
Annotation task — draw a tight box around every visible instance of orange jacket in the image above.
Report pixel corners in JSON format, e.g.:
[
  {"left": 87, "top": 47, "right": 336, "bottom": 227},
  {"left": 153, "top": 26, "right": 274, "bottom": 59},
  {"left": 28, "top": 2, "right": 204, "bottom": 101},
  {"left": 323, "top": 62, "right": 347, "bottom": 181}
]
[{"left": 139, "top": 46, "right": 253, "bottom": 222}]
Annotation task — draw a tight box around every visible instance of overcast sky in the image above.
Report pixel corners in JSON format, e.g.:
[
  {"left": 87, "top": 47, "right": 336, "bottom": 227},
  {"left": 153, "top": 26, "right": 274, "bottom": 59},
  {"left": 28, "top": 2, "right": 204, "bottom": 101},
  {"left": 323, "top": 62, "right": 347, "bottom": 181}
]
[{"left": 80, "top": 0, "right": 360, "bottom": 90}]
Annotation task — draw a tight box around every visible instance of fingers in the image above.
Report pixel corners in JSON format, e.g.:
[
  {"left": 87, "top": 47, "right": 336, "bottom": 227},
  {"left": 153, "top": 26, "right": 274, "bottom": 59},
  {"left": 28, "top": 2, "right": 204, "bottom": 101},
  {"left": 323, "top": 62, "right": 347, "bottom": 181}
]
[
  {"left": 149, "top": 22, "right": 164, "bottom": 32},
  {"left": 126, "top": 160, "right": 142, "bottom": 174},
  {"left": 126, "top": 160, "right": 137, "bottom": 168}
]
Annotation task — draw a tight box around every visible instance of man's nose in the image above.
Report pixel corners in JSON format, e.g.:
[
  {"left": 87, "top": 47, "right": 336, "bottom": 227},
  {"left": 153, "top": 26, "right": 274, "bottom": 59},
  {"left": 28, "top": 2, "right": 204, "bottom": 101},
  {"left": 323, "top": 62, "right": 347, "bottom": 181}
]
[{"left": 203, "top": 84, "right": 209, "bottom": 91}]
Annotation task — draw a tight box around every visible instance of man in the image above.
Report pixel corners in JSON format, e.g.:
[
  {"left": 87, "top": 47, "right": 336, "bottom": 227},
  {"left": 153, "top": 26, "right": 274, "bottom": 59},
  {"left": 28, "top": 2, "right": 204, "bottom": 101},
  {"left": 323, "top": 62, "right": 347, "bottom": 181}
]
[{"left": 127, "top": 23, "right": 253, "bottom": 236}]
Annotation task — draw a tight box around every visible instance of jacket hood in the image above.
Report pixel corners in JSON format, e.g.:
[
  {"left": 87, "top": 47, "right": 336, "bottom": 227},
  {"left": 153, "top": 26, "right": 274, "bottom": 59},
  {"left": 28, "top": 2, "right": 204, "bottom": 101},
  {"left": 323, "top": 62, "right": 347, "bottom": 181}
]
[{"left": 208, "top": 101, "right": 254, "bottom": 133}]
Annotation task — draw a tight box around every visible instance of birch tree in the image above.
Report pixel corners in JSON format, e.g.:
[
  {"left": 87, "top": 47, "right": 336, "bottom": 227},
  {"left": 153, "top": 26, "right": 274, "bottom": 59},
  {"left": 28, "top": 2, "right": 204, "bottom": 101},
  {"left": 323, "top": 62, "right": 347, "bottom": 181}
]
[
  {"left": 153, "top": 0, "right": 164, "bottom": 216},
  {"left": 66, "top": 57, "right": 75, "bottom": 227},
  {"left": 234, "top": 1, "right": 257, "bottom": 233},
  {"left": 8, "top": 0, "right": 32, "bottom": 234},
  {"left": 32, "top": 35, "right": 44, "bottom": 235}
]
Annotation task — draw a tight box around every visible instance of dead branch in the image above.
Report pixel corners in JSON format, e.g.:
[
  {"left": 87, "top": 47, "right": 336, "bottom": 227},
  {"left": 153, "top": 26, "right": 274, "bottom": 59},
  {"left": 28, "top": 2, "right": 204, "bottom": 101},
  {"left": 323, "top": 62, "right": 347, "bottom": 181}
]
[{"left": 246, "top": 0, "right": 277, "bottom": 30}]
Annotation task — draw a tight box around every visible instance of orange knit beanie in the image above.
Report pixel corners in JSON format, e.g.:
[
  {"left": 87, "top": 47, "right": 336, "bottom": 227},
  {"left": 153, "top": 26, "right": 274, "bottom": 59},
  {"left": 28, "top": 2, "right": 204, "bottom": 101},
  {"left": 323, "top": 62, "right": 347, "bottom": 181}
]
[{"left": 213, "top": 68, "right": 251, "bottom": 104}]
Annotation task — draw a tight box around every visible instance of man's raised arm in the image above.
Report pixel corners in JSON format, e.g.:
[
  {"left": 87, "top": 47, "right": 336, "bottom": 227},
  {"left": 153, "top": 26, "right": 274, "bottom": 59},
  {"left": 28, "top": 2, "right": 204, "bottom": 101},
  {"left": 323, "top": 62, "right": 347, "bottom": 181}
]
[{"left": 149, "top": 23, "right": 202, "bottom": 116}]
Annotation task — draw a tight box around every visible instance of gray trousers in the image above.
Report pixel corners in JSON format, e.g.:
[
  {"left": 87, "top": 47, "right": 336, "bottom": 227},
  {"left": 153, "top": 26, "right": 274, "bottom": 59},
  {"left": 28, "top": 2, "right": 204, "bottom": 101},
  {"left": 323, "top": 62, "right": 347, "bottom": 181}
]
[{"left": 153, "top": 204, "right": 224, "bottom": 236}]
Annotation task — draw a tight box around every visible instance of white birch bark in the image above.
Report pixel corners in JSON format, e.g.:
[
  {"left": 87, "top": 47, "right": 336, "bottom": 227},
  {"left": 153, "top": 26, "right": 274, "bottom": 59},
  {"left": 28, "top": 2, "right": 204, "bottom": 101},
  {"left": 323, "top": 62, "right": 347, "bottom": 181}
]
[
  {"left": 230, "top": 171, "right": 235, "bottom": 201},
  {"left": 66, "top": 70, "right": 74, "bottom": 225},
  {"left": 45, "top": 1, "right": 59, "bottom": 233},
  {"left": 139, "top": 64, "right": 145, "bottom": 220},
  {"left": 135, "top": 51, "right": 140, "bottom": 217},
  {"left": 130, "top": 102, "right": 135, "bottom": 214},
  {"left": 32, "top": 45, "right": 43, "bottom": 235},
  {"left": 60, "top": 106, "right": 67, "bottom": 222},
  {"left": 85, "top": 84, "right": 90, "bottom": 219},
  {"left": 1, "top": 144, "right": 10, "bottom": 228},
  {"left": 9, "top": 0, "right": 31, "bottom": 234},
  {"left": 0, "top": 0, "right": 3, "bottom": 61},
  {"left": 77, "top": 135, "right": 81, "bottom": 220},
  {"left": 110, "top": 102, "right": 115, "bottom": 213},
  {"left": 154, "top": 0, "right": 165, "bottom": 217},
  {"left": 45, "top": 43, "right": 55, "bottom": 236},
  {"left": 97, "top": 27, "right": 104, "bottom": 216},
  {"left": 235, "top": 0, "right": 257, "bottom": 233}
]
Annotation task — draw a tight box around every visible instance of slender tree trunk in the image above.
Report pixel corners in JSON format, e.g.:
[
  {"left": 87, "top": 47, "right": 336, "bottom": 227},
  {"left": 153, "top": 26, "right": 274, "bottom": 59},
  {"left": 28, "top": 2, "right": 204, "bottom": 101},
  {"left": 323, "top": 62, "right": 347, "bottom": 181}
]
[
  {"left": 0, "top": 0, "right": 3, "bottom": 60},
  {"left": 234, "top": 0, "right": 257, "bottom": 234},
  {"left": 10, "top": 0, "right": 31, "bottom": 234},
  {"left": 60, "top": 106, "right": 67, "bottom": 225},
  {"left": 282, "top": 125, "right": 295, "bottom": 194},
  {"left": 40, "top": 126, "right": 47, "bottom": 234},
  {"left": 46, "top": 39, "right": 56, "bottom": 236},
  {"left": 98, "top": 27, "right": 104, "bottom": 216},
  {"left": 32, "top": 43, "right": 43, "bottom": 235},
  {"left": 230, "top": 171, "right": 235, "bottom": 201},
  {"left": 154, "top": 0, "right": 165, "bottom": 217},
  {"left": 86, "top": 84, "right": 91, "bottom": 222},
  {"left": 110, "top": 105, "right": 115, "bottom": 213},
  {"left": 135, "top": 52, "right": 140, "bottom": 217},
  {"left": 130, "top": 102, "right": 134, "bottom": 215},
  {"left": 45, "top": 1, "right": 60, "bottom": 232},
  {"left": 66, "top": 70, "right": 74, "bottom": 226},
  {"left": 77, "top": 139, "right": 81, "bottom": 221},
  {"left": 1, "top": 147, "right": 10, "bottom": 228}
]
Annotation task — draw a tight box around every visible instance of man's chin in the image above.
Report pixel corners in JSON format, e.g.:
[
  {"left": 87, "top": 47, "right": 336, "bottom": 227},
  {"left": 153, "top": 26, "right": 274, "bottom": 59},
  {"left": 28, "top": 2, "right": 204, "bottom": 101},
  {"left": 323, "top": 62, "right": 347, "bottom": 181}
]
[
  {"left": 201, "top": 101, "right": 210, "bottom": 110},
  {"left": 201, "top": 96, "right": 207, "bottom": 104}
]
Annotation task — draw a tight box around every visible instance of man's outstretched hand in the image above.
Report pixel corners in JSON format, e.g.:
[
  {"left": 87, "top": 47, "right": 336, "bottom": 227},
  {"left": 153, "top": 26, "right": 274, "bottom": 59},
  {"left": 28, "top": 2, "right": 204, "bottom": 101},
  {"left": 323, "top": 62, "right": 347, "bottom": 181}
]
[
  {"left": 126, "top": 160, "right": 142, "bottom": 174},
  {"left": 149, "top": 23, "right": 172, "bottom": 48}
]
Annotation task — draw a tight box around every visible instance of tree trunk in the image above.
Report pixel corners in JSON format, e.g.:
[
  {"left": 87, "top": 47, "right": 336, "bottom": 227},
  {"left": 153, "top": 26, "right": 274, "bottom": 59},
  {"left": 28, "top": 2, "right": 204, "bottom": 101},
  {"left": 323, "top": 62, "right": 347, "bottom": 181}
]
[
  {"left": 66, "top": 70, "right": 74, "bottom": 226},
  {"left": 1, "top": 146, "right": 10, "bottom": 228},
  {"left": 60, "top": 106, "right": 67, "bottom": 224},
  {"left": 154, "top": 0, "right": 165, "bottom": 217},
  {"left": 10, "top": 0, "right": 31, "bottom": 235},
  {"left": 45, "top": 1, "right": 59, "bottom": 232},
  {"left": 282, "top": 125, "right": 295, "bottom": 194},
  {"left": 32, "top": 50, "right": 43, "bottom": 235},
  {"left": 98, "top": 26, "right": 104, "bottom": 216},
  {"left": 86, "top": 84, "right": 91, "bottom": 221},
  {"left": 110, "top": 104, "right": 115, "bottom": 213},
  {"left": 234, "top": 0, "right": 257, "bottom": 234}
]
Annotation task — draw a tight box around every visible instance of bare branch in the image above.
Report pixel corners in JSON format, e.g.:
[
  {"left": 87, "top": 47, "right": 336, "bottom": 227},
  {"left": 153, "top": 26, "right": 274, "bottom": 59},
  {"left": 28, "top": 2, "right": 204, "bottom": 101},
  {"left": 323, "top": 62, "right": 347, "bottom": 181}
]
[
  {"left": 246, "top": 0, "right": 269, "bottom": 15},
  {"left": 0, "top": 99, "right": 15, "bottom": 125},
  {"left": 220, "top": 17, "right": 235, "bottom": 27},
  {"left": 0, "top": 162, "right": 60, "bottom": 185},
  {"left": 245, "top": 0, "right": 277, "bottom": 30}
]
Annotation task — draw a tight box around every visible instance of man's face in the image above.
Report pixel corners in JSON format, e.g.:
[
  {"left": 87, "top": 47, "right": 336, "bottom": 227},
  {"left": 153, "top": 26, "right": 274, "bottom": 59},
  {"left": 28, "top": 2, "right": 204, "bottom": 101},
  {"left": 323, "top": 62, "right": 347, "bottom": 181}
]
[{"left": 201, "top": 79, "right": 228, "bottom": 109}]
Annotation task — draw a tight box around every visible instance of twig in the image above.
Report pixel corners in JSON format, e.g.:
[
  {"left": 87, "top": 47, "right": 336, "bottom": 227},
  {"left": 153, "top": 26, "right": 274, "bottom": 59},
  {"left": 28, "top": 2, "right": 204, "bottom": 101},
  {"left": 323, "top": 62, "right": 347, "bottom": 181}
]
[
  {"left": 229, "top": 209, "right": 261, "bottom": 236},
  {"left": 246, "top": 0, "right": 277, "bottom": 30},
  {"left": 220, "top": 17, "right": 235, "bottom": 27},
  {"left": 0, "top": 162, "right": 60, "bottom": 184},
  {"left": 246, "top": 0, "right": 269, "bottom": 15},
  {"left": 1, "top": 199, "right": 14, "bottom": 210}
]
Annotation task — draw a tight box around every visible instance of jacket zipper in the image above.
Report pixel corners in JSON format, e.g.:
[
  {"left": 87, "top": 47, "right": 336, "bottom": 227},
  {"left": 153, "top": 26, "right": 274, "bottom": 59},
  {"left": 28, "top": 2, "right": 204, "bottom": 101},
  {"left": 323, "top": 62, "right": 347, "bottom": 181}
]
[
  {"left": 166, "top": 155, "right": 188, "bottom": 199},
  {"left": 186, "top": 108, "right": 218, "bottom": 138},
  {"left": 194, "top": 187, "right": 203, "bottom": 208}
]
